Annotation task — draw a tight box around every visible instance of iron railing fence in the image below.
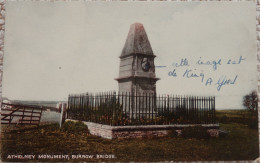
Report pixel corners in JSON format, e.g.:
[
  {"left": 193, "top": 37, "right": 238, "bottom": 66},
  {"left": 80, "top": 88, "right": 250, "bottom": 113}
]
[{"left": 67, "top": 92, "right": 216, "bottom": 126}]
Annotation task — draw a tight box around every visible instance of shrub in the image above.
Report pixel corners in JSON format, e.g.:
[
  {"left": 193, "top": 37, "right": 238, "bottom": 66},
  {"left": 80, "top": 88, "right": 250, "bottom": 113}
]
[
  {"left": 61, "top": 121, "right": 89, "bottom": 134},
  {"left": 181, "top": 125, "right": 210, "bottom": 139},
  {"left": 242, "top": 91, "right": 258, "bottom": 129},
  {"left": 167, "top": 129, "right": 178, "bottom": 138}
]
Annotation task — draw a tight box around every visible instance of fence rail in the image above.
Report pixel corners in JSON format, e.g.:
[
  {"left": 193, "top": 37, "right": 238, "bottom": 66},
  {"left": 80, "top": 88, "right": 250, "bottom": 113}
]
[
  {"left": 1, "top": 103, "right": 44, "bottom": 126},
  {"left": 67, "top": 92, "right": 216, "bottom": 126}
]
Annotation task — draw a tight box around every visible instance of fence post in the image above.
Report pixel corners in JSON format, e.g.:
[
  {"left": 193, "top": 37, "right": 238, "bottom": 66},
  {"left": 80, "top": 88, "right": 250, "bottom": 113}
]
[{"left": 60, "top": 103, "right": 67, "bottom": 128}]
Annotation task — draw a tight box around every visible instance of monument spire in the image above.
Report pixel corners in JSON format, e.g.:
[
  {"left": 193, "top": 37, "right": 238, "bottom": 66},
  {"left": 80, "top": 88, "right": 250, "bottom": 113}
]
[
  {"left": 121, "top": 23, "right": 155, "bottom": 58},
  {"left": 116, "top": 22, "right": 159, "bottom": 95}
]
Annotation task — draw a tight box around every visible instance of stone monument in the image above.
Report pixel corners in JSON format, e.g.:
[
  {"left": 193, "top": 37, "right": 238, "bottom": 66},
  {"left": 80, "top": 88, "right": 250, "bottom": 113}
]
[
  {"left": 115, "top": 23, "right": 159, "bottom": 117},
  {"left": 116, "top": 23, "right": 160, "bottom": 95}
]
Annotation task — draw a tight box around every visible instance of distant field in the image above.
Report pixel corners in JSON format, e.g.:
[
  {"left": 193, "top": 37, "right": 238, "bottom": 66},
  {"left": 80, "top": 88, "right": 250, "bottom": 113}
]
[
  {"left": 215, "top": 109, "right": 256, "bottom": 124},
  {"left": 6, "top": 100, "right": 66, "bottom": 108},
  {"left": 216, "top": 109, "right": 251, "bottom": 117}
]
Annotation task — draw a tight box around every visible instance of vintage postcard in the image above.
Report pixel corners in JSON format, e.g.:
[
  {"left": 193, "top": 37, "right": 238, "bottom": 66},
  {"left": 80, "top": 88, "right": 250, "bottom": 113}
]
[{"left": 0, "top": 1, "right": 259, "bottom": 162}]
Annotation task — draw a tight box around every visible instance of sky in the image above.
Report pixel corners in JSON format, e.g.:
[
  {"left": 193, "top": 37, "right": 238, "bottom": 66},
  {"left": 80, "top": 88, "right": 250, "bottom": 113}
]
[{"left": 2, "top": 1, "right": 257, "bottom": 109}]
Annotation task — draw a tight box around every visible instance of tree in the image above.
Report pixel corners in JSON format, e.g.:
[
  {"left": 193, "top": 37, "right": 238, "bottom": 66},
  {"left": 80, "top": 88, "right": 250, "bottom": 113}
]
[
  {"left": 243, "top": 91, "right": 258, "bottom": 112},
  {"left": 243, "top": 91, "right": 258, "bottom": 129}
]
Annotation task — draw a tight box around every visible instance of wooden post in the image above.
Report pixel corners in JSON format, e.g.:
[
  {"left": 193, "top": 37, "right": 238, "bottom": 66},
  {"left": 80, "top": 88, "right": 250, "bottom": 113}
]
[
  {"left": 30, "top": 109, "right": 33, "bottom": 125},
  {"left": 60, "top": 103, "right": 67, "bottom": 128},
  {"left": 39, "top": 106, "right": 43, "bottom": 126},
  {"left": 21, "top": 106, "right": 25, "bottom": 125}
]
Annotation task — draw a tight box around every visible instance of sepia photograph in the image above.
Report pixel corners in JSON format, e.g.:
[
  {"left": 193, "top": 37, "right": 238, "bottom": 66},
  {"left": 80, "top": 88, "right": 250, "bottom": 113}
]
[{"left": 0, "top": 1, "right": 259, "bottom": 162}]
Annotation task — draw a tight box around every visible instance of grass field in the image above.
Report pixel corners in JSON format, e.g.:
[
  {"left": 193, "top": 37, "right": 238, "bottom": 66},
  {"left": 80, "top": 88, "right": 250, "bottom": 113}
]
[{"left": 0, "top": 110, "right": 259, "bottom": 162}]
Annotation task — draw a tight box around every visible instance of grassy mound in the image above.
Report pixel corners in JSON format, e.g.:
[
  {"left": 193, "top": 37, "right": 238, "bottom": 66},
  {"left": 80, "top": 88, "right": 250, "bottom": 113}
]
[{"left": 61, "top": 121, "right": 89, "bottom": 134}]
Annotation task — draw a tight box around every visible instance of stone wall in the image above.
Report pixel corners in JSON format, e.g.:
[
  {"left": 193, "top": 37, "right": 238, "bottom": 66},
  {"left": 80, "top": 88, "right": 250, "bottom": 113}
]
[
  {"left": 66, "top": 119, "right": 219, "bottom": 139},
  {"left": 86, "top": 122, "right": 113, "bottom": 139}
]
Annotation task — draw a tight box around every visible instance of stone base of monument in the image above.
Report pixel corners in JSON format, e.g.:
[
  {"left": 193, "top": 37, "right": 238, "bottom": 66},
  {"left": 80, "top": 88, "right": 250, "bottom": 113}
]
[{"left": 66, "top": 119, "right": 219, "bottom": 139}]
